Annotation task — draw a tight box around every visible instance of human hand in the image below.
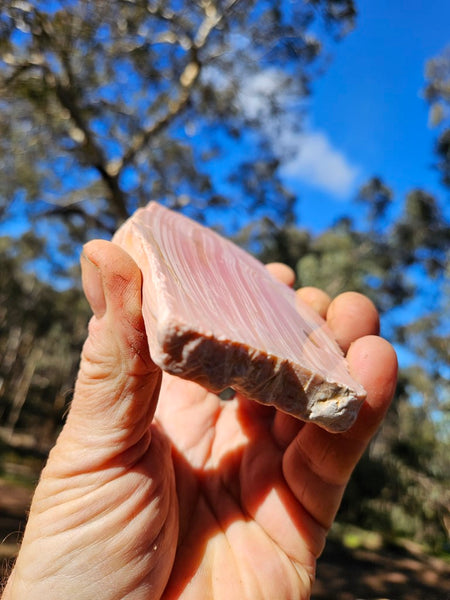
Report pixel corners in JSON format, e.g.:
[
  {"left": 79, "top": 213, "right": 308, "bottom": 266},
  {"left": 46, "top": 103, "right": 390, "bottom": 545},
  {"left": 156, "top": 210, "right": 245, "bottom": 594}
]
[{"left": 2, "top": 240, "right": 397, "bottom": 600}]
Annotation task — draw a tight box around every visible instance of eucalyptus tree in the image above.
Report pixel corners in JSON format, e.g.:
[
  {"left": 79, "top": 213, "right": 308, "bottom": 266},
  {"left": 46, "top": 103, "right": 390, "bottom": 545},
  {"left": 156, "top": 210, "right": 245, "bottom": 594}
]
[
  {"left": 0, "top": 0, "right": 355, "bottom": 274},
  {"left": 425, "top": 44, "right": 450, "bottom": 187}
]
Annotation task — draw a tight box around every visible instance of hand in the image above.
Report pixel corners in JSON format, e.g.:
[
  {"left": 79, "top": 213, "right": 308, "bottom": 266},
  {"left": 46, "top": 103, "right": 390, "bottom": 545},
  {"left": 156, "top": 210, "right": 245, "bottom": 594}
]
[{"left": 2, "top": 241, "right": 397, "bottom": 600}]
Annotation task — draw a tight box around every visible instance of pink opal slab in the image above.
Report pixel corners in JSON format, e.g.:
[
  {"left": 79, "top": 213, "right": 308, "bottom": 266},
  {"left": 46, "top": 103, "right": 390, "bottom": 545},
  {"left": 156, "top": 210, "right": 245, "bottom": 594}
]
[{"left": 113, "top": 202, "right": 366, "bottom": 432}]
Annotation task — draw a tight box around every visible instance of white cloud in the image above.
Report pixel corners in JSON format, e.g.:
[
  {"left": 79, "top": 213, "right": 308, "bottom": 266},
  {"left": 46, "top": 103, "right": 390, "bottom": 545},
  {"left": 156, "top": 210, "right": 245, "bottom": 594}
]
[
  {"left": 237, "top": 68, "right": 292, "bottom": 120},
  {"left": 237, "top": 69, "right": 361, "bottom": 199},
  {"left": 279, "top": 129, "right": 360, "bottom": 199}
]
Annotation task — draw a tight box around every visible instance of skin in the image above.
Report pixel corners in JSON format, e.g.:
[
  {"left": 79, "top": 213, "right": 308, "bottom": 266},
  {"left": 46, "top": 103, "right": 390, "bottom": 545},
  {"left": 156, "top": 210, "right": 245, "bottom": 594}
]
[{"left": 2, "top": 240, "right": 398, "bottom": 600}]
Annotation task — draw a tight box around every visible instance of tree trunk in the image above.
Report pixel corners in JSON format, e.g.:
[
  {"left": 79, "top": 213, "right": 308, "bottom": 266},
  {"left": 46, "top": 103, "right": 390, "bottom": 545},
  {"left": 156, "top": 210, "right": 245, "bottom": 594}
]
[{"left": 5, "top": 343, "right": 43, "bottom": 437}]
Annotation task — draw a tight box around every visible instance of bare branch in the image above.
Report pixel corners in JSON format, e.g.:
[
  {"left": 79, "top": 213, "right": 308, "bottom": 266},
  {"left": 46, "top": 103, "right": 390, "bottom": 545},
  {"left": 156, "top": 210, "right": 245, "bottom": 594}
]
[
  {"left": 0, "top": 52, "right": 45, "bottom": 90},
  {"left": 40, "top": 66, "right": 129, "bottom": 220},
  {"left": 2, "top": 4, "right": 131, "bottom": 219},
  {"left": 118, "top": 55, "right": 201, "bottom": 170},
  {"left": 117, "top": 0, "right": 243, "bottom": 172},
  {"left": 43, "top": 204, "right": 114, "bottom": 235}
]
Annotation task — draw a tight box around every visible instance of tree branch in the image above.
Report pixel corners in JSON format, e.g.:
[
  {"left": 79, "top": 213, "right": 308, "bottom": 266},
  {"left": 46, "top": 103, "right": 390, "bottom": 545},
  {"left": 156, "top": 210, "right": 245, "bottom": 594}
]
[
  {"left": 116, "top": 0, "right": 243, "bottom": 172},
  {"left": 28, "top": 6, "right": 130, "bottom": 221},
  {"left": 42, "top": 67, "right": 129, "bottom": 221},
  {"left": 117, "top": 53, "right": 200, "bottom": 171},
  {"left": 43, "top": 204, "right": 115, "bottom": 235}
]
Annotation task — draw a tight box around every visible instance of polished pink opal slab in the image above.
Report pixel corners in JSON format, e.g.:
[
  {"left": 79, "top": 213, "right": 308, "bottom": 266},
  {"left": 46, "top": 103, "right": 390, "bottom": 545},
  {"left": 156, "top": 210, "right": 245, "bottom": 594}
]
[{"left": 113, "top": 202, "right": 366, "bottom": 432}]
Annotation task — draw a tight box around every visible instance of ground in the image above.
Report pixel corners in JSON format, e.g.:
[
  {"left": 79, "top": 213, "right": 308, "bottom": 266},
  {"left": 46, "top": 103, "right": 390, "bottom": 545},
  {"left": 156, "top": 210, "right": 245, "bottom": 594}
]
[{"left": 1, "top": 479, "right": 449, "bottom": 599}]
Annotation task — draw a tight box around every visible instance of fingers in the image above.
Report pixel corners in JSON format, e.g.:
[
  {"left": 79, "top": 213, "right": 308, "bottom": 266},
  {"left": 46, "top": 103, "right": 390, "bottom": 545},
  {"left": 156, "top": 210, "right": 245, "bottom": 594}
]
[
  {"left": 266, "top": 262, "right": 296, "bottom": 287},
  {"left": 7, "top": 240, "right": 176, "bottom": 600},
  {"left": 271, "top": 280, "right": 395, "bottom": 534},
  {"left": 273, "top": 287, "right": 376, "bottom": 448},
  {"left": 344, "top": 336, "right": 397, "bottom": 440},
  {"left": 283, "top": 335, "right": 397, "bottom": 531},
  {"left": 326, "top": 292, "right": 380, "bottom": 352},
  {"left": 296, "top": 287, "right": 331, "bottom": 319},
  {"left": 59, "top": 240, "right": 161, "bottom": 463}
]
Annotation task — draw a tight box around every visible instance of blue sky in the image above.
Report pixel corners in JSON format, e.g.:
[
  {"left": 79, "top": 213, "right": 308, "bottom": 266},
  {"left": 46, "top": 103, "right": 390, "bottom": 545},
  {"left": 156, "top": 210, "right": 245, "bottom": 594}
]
[
  {"left": 284, "top": 0, "right": 449, "bottom": 231},
  {"left": 2, "top": 1, "right": 448, "bottom": 243}
]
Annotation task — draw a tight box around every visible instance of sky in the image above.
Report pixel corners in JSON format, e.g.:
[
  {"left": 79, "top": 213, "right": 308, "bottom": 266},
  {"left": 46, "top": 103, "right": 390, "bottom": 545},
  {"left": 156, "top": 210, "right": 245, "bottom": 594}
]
[
  {"left": 280, "top": 0, "right": 450, "bottom": 231},
  {"left": 2, "top": 1, "right": 448, "bottom": 248}
]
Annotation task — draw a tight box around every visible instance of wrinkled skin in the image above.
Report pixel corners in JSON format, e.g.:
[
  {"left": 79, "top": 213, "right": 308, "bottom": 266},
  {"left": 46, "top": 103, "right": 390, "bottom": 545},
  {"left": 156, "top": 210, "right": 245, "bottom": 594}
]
[{"left": 2, "top": 241, "right": 397, "bottom": 600}]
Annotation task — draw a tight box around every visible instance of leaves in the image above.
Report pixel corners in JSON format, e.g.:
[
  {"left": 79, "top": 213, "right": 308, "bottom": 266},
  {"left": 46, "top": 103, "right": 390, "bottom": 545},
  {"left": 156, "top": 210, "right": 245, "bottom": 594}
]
[
  {"left": 424, "top": 45, "right": 450, "bottom": 186},
  {"left": 0, "top": 236, "right": 90, "bottom": 447},
  {"left": 0, "top": 0, "right": 356, "bottom": 275}
]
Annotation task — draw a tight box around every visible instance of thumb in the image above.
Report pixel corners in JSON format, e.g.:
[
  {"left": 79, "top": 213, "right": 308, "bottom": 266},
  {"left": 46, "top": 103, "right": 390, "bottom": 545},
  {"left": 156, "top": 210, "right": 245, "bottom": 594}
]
[{"left": 59, "top": 239, "right": 161, "bottom": 463}]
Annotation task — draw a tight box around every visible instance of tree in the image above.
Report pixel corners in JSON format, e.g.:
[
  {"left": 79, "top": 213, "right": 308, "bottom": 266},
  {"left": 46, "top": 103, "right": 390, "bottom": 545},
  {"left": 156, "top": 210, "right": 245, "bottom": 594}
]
[
  {"left": 0, "top": 0, "right": 356, "bottom": 281},
  {"left": 424, "top": 45, "right": 450, "bottom": 187},
  {"left": 0, "top": 234, "right": 90, "bottom": 450}
]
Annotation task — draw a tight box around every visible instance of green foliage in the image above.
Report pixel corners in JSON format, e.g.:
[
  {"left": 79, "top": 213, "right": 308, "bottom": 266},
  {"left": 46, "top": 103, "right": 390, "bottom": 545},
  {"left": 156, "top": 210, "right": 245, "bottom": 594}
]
[
  {"left": 340, "top": 391, "right": 449, "bottom": 552},
  {"left": 424, "top": 45, "right": 450, "bottom": 186},
  {"left": 0, "top": 236, "right": 90, "bottom": 445}
]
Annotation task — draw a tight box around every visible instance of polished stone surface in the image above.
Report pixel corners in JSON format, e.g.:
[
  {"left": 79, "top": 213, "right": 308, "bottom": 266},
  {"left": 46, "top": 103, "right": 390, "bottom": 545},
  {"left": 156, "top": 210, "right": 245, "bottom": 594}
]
[{"left": 114, "top": 202, "right": 366, "bottom": 431}]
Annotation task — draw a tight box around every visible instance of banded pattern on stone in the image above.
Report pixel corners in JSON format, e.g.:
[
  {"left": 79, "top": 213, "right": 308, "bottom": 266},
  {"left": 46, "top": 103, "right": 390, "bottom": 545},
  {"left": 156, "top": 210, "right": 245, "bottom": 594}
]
[{"left": 113, "top": 202, "right": 366, "bottom": 432}]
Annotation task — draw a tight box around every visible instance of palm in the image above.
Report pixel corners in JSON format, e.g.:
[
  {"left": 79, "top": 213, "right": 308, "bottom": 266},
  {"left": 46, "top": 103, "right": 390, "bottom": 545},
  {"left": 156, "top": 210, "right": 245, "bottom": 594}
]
[{"left": 154, "top": 373, "right": 318, "bottom": 599}]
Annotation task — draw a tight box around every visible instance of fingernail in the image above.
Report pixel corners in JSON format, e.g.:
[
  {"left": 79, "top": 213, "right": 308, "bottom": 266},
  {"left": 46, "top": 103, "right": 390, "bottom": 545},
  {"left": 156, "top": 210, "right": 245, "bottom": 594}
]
[{"left": 81, "top": 252, "right": 106, "bottom": 318}]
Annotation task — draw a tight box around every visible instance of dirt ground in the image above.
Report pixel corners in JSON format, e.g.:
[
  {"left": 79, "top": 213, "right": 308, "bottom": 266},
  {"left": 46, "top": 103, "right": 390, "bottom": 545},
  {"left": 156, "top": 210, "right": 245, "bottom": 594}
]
[
  {"left": 1, "top": 480, "right": 449, "bottom": 599},
  {"left": 313, "top": 538, "right": 450, "bottom": 600}
]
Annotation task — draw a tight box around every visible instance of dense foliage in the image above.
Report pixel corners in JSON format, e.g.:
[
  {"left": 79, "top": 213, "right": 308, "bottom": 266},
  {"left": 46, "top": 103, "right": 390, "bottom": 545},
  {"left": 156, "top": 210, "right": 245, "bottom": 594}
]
[{"left": 0, "top": 235, "right": 89, "bottom": 450}]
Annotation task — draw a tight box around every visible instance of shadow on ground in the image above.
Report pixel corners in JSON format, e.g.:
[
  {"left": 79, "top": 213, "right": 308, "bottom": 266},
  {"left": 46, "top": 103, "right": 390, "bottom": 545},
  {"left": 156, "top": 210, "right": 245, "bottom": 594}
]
[
  {"left": 1, "top": 479, "right": 449, "bottom": 598},
  {"left": 313, "top": 537, "right": 450, "bottom": 600}
]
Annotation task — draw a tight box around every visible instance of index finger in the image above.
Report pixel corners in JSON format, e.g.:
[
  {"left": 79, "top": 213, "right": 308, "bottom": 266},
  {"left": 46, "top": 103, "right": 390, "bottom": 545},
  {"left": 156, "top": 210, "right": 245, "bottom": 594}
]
[{"left": 265, "top": 262, "right": 296, "bottom": 287}]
